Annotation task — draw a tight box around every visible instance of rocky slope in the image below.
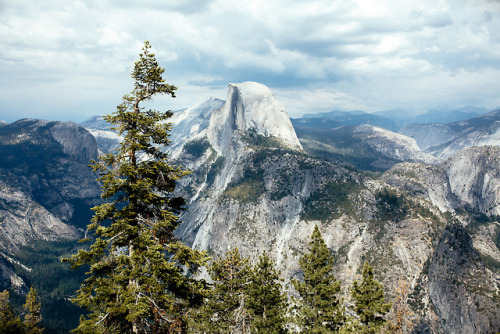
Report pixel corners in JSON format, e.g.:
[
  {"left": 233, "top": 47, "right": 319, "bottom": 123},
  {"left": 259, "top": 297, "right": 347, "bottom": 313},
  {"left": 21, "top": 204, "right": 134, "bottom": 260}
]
[
  {"left": 168, "top": 97, "right": 225, "bottom": 159},
  {"left": 80, "top": 116, "right": 122, "bottom": 155},
  {"left": 427, "top": 223, "right": 500, "bottom": 334},
  {"left": 0, "top": 119, "right": 102, "bottom": 291},
  {"left": 293, "top": 123, "right": 441, "bottom": 171},
  {"left": 381, "top": 146, "right": 500, "bottom": 216},
  {"left": 400, "top": 109, "right": 500, "bottom": 159}
]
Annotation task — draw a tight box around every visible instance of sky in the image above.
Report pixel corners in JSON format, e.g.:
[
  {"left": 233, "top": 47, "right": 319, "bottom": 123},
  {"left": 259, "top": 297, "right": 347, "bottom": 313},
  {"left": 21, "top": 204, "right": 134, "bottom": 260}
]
[{"left": 1, "top": 0, "right": 500, "bottom": 123}]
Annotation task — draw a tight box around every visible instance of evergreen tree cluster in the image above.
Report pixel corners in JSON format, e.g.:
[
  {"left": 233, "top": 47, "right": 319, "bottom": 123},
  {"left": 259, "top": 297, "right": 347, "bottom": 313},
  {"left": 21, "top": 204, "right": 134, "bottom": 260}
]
[
  {"left": 190, "top": 249, "right": 288, "bottom": 334},
  {"left": 0, "top": 287, "right": 43, "bottom": 334}
]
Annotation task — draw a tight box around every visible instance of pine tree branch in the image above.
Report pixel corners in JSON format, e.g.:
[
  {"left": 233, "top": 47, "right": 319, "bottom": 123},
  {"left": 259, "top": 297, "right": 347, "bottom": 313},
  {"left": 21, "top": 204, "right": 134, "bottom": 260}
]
[
  {"left": 137, "top": 292, "right": 177, "bottom": 324},
  {"left": 96, "top": 313, "right": 109, "bottom": 326}
]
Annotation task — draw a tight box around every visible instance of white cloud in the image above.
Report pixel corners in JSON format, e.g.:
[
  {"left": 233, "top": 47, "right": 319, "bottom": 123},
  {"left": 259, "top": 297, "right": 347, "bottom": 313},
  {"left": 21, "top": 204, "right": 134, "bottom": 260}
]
[{"left": 0, "top": 0, "right": 499, "bottom": 123}]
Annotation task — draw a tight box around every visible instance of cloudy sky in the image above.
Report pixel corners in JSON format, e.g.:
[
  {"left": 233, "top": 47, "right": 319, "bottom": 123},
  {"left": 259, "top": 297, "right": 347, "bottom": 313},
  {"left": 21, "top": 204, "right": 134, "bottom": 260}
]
[{"left": 1, "top": 0, "right": 499, "bottom": 123}]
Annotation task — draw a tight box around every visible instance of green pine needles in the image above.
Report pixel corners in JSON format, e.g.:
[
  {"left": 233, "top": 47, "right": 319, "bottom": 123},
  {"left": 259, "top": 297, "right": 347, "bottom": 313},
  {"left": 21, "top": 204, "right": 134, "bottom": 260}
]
[
  {"left": 59, "top": 41, "right": 394, "bottom": 334},
  {"left": 351, "top": 262, "right": 392, "bottom": 334},
  {"left": 190, "top": 248, "right": 251, "bottom": 333},
  {"left": 293, "top": 227, "right": 392, "bottom": 333},
  {"left": 246, "top": 252, "right": 288, "bottom": 334},
  {"left": 0, "top": 288, "right": 43, "bottom": 334},
  {"left": 64, "top": 41, "right": 209, "bottom": 334},
  {"left": 190, "top": 249, "right": 288, "bottom": 334},
  {"left": 292, "top": 225, "right": 344, "bottom": 333}
]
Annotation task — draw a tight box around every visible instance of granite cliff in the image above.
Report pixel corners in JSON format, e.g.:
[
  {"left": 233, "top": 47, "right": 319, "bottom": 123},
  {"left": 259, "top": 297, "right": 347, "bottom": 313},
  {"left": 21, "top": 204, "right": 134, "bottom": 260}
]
[{"left": 0, "top": 119, "right": 102, "bottom": 292}]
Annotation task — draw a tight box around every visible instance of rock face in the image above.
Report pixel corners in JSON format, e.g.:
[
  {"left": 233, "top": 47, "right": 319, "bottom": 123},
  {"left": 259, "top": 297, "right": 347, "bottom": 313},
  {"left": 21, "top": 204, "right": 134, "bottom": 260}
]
[
  {"left": 352, "top": 125, "right": 441, "bottom": 166},
  {"left": 0, "top": 119, "right": 102, "bottom": 292},
  {"left": 168, "top": 97, "right": 225, "bottom": 159},
  {"left": 399, "top": 110, "right": 500, "bottom": 159},
  {"left": 382, "top": 146, "right": 500, "bottom": 216},
  {"left": 80, "top": 116, "right": 122, "bottom": 155},
  {"left": 168, "top": 83, "right": 500, "bottom": 333},
  {"left": 0, "top": 257, "right": 27, "bottom": 294},
  {"left": 166, "top": 83, "right": 500, "bottom": 334},
  {"left": 293, "top": 123, "right": 440, "bottom": 171},
  {"left": 207, "top": 82, "right": 303, "bottom": 156},
  {"left": 428, "top": 224, "right": 500, "bottom": 334},
  {"left": 0, "top": 119, "right": 101, "bottom": 251},
  {"left": 379, "top": 146, "right": 500, "bottom": 333}
]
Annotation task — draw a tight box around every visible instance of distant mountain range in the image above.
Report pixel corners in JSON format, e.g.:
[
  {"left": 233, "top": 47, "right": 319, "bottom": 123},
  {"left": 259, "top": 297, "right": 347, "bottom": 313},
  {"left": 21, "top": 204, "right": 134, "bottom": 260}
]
[
  {"left": 297, "top": 106, "right": 492, "bottom": 132},
  {"left": 291, "top": 106, "right": 499, "bottom": 170}
]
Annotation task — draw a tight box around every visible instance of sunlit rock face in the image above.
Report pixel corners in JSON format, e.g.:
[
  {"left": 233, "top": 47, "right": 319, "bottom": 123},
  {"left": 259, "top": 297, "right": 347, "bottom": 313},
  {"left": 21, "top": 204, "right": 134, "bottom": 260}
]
[
  {"left": 352, "top": 124, "right": 442, "bottom": 165},
  {"left": 382, "top": 146, "right": 500, "bottom": 216},
  {"left": 207, "top": 81, "right": 302, "bottom": 156}
]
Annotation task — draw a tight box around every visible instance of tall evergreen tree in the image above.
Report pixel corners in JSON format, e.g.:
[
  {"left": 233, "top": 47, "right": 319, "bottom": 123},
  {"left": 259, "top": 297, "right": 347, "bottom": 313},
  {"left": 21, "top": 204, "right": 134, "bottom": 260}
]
[
  {"left": 64, "top": 41, "right": 209, "bottom": 334},
  {"left": 351, "top": 262, "right": 391, "bottom": 334},
  {"left": 246, "top": 252, "right": 288, "bottom": 334},
  {"left": 292, "top": 225, "right": 344, "bottom": 333},
  {"left": 22, "top": 287, "right": 43, "bottom": 334},
  {"left": 191, "top": 248, "right": 251, "bottom": 334}
]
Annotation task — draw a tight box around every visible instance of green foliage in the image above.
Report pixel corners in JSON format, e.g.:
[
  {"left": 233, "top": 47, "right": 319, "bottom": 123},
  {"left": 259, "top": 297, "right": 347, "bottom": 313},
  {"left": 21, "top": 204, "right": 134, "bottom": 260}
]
[
  {"left": 303, "top": 180, "right": 362, "bottom": 221},
  {"left": 0, "top": 290, "right": 25, "bottom": 334},
  {"left": 223, "top": 180, "right": 265, "bottom": 203},
  {"left": 351, "top": 262, "right": 391, "bottom": 334},
  {"left": 190, "top": 250, "right": 289, "bottom": 333},
  {"left": 375, "top": 188, "right": 407, "bottom": 223},
  {"left": 495, "top": 225, "right": 500, "bottom": 251},
  {"left": 292, "top": 226, "right": 344, "bottom": 333},
  {"left": 12, "top": 240, "right": 85, "bottom": 333},
  {"left": 63, "top": 41, "right": 209, "bottom": 334},
  {"left": 23, "top": 288, "right": 43, "bottom": 334},
  {"left": 246, "top": 252, "right": 288, "bottom": 334},
  {"left": 190, "top": 248, "right": 251, "bottom": 333},
  {"left": 479, "top": 253, "right": 500, "bottom": 272},
  {"left": 206, "top": 156, "right": 225, "bottom": 186},
  {"left": 0, "top": 289, "right": 44, "bottom": 334},
  {"left": 223, "top": 166, "right": 265, "bottom": 203},
  {"left": 184, "top": 139, "right": 210, "bottom": 159},
  {"left": 241, "top": 131, "right": 287, "bottom": 149}
]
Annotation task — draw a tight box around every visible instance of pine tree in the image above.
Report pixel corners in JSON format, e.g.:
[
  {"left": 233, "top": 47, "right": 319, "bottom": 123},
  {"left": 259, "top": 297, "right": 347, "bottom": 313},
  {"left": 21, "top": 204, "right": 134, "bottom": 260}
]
[
  {"left": 292, "top": 225, "right": 344, "bottom": 333},
  {"left": 0, "top": 290, "right": 24, "bottom": 334},
  {"left": 23, "top": 287, "right": 43, "bottom": 334},
  {"left": 351, "top": 262, "right": 391, "bottom": 334},
  {"left": 191, "top": 248, "right": 251, "bottom": 333},
  {"left": 64, "top": 41, "right": 209, "bottom": 334},
  {"left": 246, "top": 252, "right": 288, "bottom": 334}
]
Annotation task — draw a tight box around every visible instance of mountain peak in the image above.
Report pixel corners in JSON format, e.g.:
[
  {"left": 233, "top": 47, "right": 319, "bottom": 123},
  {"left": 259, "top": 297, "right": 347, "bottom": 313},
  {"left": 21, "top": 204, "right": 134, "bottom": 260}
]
[{"left": 207, "top": 82, "right": 302, "bottom": 155}]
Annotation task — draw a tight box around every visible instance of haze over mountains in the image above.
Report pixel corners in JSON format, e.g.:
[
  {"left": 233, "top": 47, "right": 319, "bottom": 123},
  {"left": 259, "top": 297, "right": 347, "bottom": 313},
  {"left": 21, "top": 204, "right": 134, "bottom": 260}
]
[
  {"left": 297, "top": 105, "right": 492, "bottom": 132},
  {"left": 1, "top": 82, "right": 499, "bottom": 333}
]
